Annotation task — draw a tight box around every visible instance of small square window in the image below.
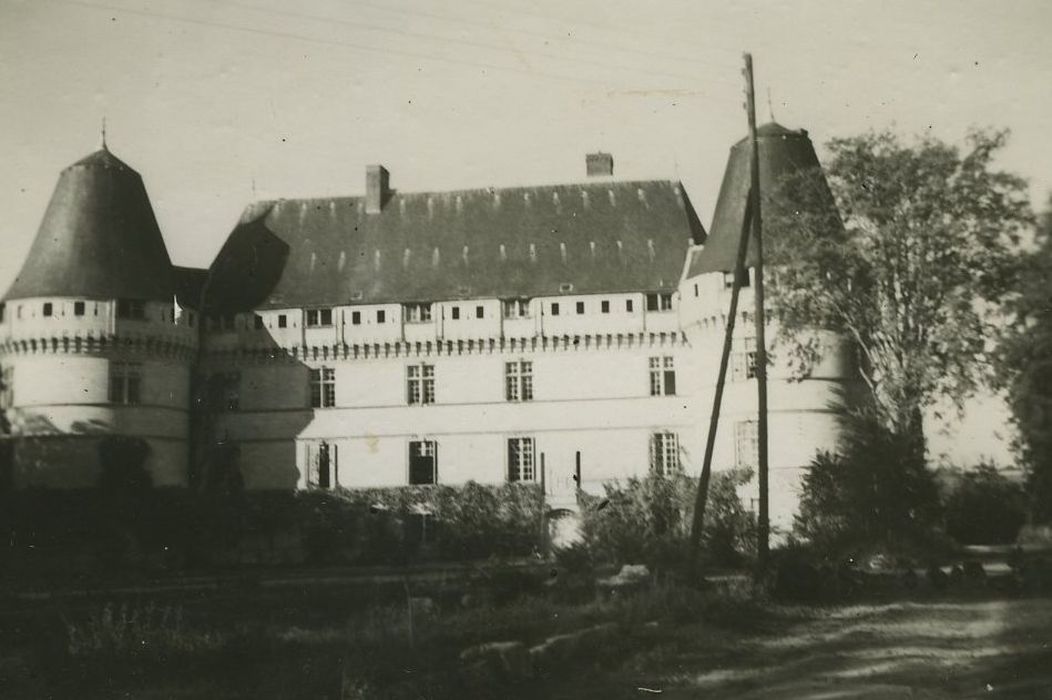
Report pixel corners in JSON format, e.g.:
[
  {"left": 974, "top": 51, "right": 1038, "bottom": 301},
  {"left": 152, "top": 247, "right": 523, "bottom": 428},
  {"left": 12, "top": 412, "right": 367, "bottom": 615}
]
[
  {"left": 476, "top": 306, "right": 484, "bottom": 319},
  {"left": 377, "top": 309, "right": 386, "bottom": 324},
  {"left": 601, "top": 300, "right": 610, "bottom": 314},
  {"left": 576, "top": 301, "right": 585, "bottom": 315},
  {"left": 74, "top": 301, "right": 85, "bottom": 317},
  {"left": 278, "top": 314, "right": 287, "bottom": 328},
  {"left": 351, "top": 311, "right": 361, "bottom": 325},
  {"left": 42, "top": 302, "right": 53, "bottom": 317},
  {"left": 551, "top": 303, "right": 560, "bottom": 316},
  {"left": 451, "top": 306, "right": 460, "bottom": 320}
]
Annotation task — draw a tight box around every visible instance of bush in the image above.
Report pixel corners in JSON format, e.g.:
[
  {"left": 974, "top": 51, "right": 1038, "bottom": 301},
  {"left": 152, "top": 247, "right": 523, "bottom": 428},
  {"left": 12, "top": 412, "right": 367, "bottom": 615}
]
[
  {"left": 794, "top": 408, "right": 942, "bottom": 557},
  {"left": 943, "top": 463, "right": 1027, "bottom": 545},
  {"left": 578, "top": 471, "right": 755, "bottom": 575}
]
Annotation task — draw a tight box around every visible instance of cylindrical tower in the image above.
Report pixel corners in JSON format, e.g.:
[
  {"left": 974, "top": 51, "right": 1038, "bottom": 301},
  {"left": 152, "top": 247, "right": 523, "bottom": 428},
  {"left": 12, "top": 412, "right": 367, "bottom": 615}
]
[
  {"left": 680, "top": 122, "right": 860, "bottom": 531},
  {"left": 0, "top": 146, "right": 197, "bottom": 488}
]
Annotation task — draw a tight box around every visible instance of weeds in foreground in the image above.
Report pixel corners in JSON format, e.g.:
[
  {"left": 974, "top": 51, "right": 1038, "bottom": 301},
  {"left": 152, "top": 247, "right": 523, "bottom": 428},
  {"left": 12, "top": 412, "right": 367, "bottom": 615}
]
[{"left": 65, "top": 602, "right": 228, "bottom": 659}]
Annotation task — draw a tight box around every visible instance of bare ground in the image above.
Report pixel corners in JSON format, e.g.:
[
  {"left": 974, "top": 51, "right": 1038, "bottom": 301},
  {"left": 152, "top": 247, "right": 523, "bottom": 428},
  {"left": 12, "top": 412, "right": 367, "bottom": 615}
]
[{"left": 533, "top": 595, "right": 1052, "bottom": 699}]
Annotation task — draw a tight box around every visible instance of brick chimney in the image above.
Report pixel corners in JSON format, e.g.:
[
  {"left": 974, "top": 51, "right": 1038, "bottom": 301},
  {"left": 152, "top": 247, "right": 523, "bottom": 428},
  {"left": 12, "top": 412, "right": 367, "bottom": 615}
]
[
  {"left": 366, "top": 165, "right": 390, "bottom": 214},
  {"left": 586, "top": 152, "right": 613, "bottom": 177}
]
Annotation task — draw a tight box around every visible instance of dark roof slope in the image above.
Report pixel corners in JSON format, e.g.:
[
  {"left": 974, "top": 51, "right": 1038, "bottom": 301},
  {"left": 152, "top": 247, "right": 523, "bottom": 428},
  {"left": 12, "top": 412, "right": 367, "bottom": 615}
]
[
  {"left": 687, "top": 122, "right": 839, "bottom": 277},
  {"left": 3, "top": 147, "right": 176, "bottom": 302},
  {"left": 204, "top": 180, "right": 705, "bottom": 312},
  {"left": 172, "top": 266, "right": 209, "bottom": 310}
]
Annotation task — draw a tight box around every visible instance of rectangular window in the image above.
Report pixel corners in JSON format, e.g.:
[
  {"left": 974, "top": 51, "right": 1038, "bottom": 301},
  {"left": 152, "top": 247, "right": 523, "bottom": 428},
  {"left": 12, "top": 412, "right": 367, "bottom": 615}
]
[
  {"left": 409, "top": 440, "right": 437, "bottom": 485},
  {"left": 404, "top": 303, "right": 433, "bottom": 323},
  {"left": 73, "top": 300, "right": 86, "bottom": 316},
  {"left": 116, "top": 299, "right": 146, "bottom": 320},
  {"left": 377, "top": 309, "right": 386, "bottom": 324},
  {"left": 501, "top": 299, "right": 530, "bottom": 319},
  {"left": 306, "top": 308, "right": 333, "bottom": 327},
  {"left": 723, "top": 270, "right": 750, "bottom": 289},
  {"left": 476, "top": 305, "right": 484, "bottom": 319},
  {"left": 42, "top": 302, "right": 53, "bottom": 317},
  {"left": 254, "top": 314, "right": 264, "bottom": 330},
  {"left": 306, "top": 441, "right": 336, "bottom": 489},
  {"left": 650, "top": 432, "right": 680, "bottom": 476},
  {"left": 576, "top": 301, "right": 585, "bottom": 314},
  {"left": 451, "top": 306, "right": 460, "bottom": 320},
  {"left": 208, "top": 371, "right": 241, "bottom": 411},
  {"left": 550, "top": 303, "right": 560, "bottom": 316},
  {"left": 735, "top": 421, "right": 759, "bottom": 470},
  {"left": 626, "top": 299, "right": 634, "bottom": 313},
  {"left": 601, "top": 300, "right": 610, "bottom": 314},
  {"left": 507, "top": 437, "right": 536, "bottom": 482},
  {"left": 645, "top": 293, "right": 673, "bottom": 312},
  {"left": 351, "top": 311, "right": 361, "bottom": 325},
  {"left": 649, "top": 356, "right": 676, "bottom": 396},
  {"left": 505, "top": 361, "right": 534, "bottom": 402},
  {"left": 732, "top": 337, "right": 758, "bottom": 381},
  {"left": 108, "top": 361, "right": 142, "bottom": 405},
  {"left": 407, "top": 364, "right": 436, "bottom": 405},
  {"left": 0, "top": 303, "right": 5, "bottom": 324},
  {"left": 0, "top": 365, "right": 13, "bottom": 409},
  {"left": 309, "top": 367, "right": 336, "bottom": 408},
  {"left": 278, "top": 314, "right": 287, "bottom": 328}
]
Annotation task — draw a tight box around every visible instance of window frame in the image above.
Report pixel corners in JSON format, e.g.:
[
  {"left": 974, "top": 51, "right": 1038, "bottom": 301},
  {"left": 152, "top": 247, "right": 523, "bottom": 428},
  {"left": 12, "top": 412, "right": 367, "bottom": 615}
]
[
  {"left": 116, "top": 299, "right": 146, "bottom": 320},
  {"left": 407, "top": 363, "right": 436, "bottom": 405},
  {"left": 403, "top": 303, "right": 433, "bottom": 324},
  {"left": 309, "top": 367, "right": 336, "bottom": 408},
  {"left": 507, "top": 437, "right": 536, "bottom": 482},
  {"left": 650, "top": 431, "right": 680, "bottom": 476},
  {"left": 408, "top": 439, "right": 438, "bottom": 485},
  {"left": 109, "top": 361, "right": 143, "bottom": 405},
  {"left": 649, "top": 355, "right": 676, "bottom": 396},
  {"left": 504, "top": 360, "right": 534, "bottom": 402},
  {"left": 501, "top": 298, "right": 530, "bottom": 320},
  {"left": 306, "top": 308, "right": 334, "bottom": 328}
]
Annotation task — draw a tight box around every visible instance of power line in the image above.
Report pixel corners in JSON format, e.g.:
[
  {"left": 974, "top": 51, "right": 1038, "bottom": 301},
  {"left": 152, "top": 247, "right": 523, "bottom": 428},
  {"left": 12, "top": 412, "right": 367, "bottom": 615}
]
[
  {"left": 218, "top": 0, "right": 703, "bottom": 83},
  {"left": 53, "top": 0, "right": 694, "bottom": 90}
]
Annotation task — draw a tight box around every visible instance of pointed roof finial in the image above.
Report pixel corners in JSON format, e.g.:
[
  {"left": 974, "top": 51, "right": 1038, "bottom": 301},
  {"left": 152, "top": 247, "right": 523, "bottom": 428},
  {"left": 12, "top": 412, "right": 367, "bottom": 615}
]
[{"left": 100, "top": 116, "right": 108, "bottom": 150}]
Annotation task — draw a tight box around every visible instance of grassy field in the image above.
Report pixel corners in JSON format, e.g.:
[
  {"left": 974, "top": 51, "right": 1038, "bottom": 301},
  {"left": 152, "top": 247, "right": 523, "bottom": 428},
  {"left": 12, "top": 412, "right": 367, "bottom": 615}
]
[{"left": 2, "top": 574, "right": 1050, "bottom": 699}]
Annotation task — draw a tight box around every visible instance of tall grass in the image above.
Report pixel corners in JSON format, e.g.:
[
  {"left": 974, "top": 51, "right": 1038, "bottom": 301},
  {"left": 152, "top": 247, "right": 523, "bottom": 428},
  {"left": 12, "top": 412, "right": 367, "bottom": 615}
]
[{"left": 65, "top": 602, "right": 228, "bottom": 659}]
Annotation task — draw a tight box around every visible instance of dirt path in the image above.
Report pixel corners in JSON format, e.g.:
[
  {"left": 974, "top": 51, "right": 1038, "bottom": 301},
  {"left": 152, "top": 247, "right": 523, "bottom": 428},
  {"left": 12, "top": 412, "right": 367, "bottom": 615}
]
[{"left": 537, "top": 596, "right": 1052, "bottom": 699}]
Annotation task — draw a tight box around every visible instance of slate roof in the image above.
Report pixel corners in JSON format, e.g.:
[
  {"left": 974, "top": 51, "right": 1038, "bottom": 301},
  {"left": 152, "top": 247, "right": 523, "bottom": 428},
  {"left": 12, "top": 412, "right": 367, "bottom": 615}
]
[
  {"left": 204, "top": 180, "right": 706, "bottom": 312},
  {"left": 3, "top": 147, "right": 176, "bottom": 303},
  {"left": 686, "top": 122, "right": 839, "bottom": 277}
]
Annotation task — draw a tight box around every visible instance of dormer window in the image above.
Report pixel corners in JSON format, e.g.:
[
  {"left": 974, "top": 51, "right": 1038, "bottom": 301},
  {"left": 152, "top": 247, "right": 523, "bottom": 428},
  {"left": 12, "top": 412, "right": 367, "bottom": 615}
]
[
  {"left": 404, "top": 303, "right": 433, "bottom": 323},
  {"left": 306, "top": 308, "right": 333, "bottom": 327},
  {"left": 501, "top": 299, "right": 530, "bottom": 319},
  {"left": 645, "top": 293, "right": 673, "bottom": 312},
  {"left": 116, "top": 299, "right": 146, "bottom": 320}
]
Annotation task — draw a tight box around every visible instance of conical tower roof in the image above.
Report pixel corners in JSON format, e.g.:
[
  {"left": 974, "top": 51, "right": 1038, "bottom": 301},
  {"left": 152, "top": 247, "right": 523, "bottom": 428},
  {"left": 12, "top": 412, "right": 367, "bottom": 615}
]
[
  {"left": 3, "top": 146, "right": 175, "bottom": 302},
  {"left": 687, "top": 122, "right": 839, "bottom": 276}
]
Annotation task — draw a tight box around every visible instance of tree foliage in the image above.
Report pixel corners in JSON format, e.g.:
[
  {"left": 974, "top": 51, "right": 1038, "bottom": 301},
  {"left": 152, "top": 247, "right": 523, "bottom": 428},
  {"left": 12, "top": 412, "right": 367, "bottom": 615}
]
[
  {"left": 997, "top": 202, "right": 1052, "bottom": 520},
  {"left": 941, "top": 462, "right": 1027, "bottom": 545},
  {"left": 794, "top": 407, "right": 942, "bottom": 555},
  {"left": 766, "top": 129, "right": 1032, "bottom": 438}
]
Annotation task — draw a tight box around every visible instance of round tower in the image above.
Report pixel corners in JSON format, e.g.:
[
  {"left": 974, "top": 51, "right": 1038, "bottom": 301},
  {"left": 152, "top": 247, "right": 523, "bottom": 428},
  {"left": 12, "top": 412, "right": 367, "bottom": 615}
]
[
  {"left": 680, "top": 122, "right": 859, "bottom": 531},
  {"left": 0, "top": 145, "right": 197, "bottom": 488}
]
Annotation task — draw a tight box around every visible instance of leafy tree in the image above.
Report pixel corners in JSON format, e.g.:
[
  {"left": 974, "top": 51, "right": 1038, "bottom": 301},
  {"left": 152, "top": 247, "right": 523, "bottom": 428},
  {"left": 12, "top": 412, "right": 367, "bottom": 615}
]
[
  {"left": 794, "top": 407, "right": 941, "bottom": 555},
  {"left": 767, "top": 129, "right": 1032, "bottom": 442},
  {"left": 997, "top": 202, "right": 1052, "bottom": 520},
  {"left": 941, "top": 462, "right": 1027, "bottom": 544}
]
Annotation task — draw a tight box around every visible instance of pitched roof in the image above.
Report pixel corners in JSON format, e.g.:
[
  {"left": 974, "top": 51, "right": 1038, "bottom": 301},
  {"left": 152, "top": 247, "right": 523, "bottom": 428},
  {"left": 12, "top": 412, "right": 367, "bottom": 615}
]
[
  {"left": 686, "top": 122, "right": 839, "bottom": 277},
  {"left": 172, "top": 266, "right": 209, "bottom": 310},
  {"left": 3, "top": 147, "right": 176, "bottom": 303},
  {"left": 204, "top": 179, "right": 706, "bottom": 312}
]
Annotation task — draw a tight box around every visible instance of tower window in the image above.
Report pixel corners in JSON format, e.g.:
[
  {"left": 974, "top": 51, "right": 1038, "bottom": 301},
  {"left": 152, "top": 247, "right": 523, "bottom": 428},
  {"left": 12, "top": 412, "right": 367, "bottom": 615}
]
[
  {"left": 351, "top": 311, "right": 361, "bottom": 325},
  {"left": 309, "top": 367, "right": 336, "bottom": 408},
  {"left": 254, "top": 314, "right": 264, "bottom": 330},
  {"left": 550, "top": 303, "right": 560, "bottom": 316},
  {"left": 476, "top": 305, "right": 485, "bottom": 319},
  {"left": 74, "top": 301, "right": 85, "bottom": 317},
  {"left": 278, "top": 314, "right": 287, "bottom": 328},
  {"left": 377, "top": 309, "right": 386, "bottom": 324},
  {"left": 116, "top": 299, "right": 146, "bottom": 320},
  {"left": 505, "top": 361, "right": 534, "bottom": 402},
  {"left": 109, "top": 361, "right": 142, "bottom": 405},
  {"left": 650, "top": 432, "right": 680, "bottom": 476},
  {"left": 735, "top": 421, "right": 759, "bottom": 469},
  {"left": 0, "top": 366, "right": 13, "bottom": 409},
  {"left": 601, "top": 300, "right": 610, "bottom": 314},
  {"left": 42, "top": 302, "right": 53, "bottom": 317},
  {"left": 407, "top": 364, "right": 436, "bottom": 405},
  {"left": 451, "top": 306, "right": 461, "bottom": 320},
  {"left": 626, "top": 299, "right": 634, "bottom": 313},
  {"left": 732, "top": 337, "right": 758, "bottom": 381},
  {"left": 649, "top": 356, "right": 676, "bottom": 396},
  {"left": 576, "top": 301, "right": 585, "bottom": 315},
  {"left": 507, "top": 437, "right": 536, "bottom": 482}
]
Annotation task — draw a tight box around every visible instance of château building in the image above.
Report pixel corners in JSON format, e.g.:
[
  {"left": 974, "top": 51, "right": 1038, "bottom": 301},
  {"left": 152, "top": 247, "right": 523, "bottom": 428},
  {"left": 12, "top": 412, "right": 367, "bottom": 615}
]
[{"left": 0, "top": 124, "right": 853, "bottom": 528}]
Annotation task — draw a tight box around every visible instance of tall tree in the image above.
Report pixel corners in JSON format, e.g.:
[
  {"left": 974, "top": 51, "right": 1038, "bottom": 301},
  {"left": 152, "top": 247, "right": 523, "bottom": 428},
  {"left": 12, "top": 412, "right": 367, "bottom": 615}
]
[
  {"left": 766, "top": 129, "right": 1032, "bottom": 441},
  {"left": 997, "top": 201, "right": 1052, "bottom": 520}
]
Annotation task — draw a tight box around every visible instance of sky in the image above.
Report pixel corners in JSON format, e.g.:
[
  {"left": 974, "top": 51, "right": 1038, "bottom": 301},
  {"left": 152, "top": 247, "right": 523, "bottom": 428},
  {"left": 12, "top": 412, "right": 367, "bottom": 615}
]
[{"left": 1, "top": 0, "right": 1049, "bottom": 463}]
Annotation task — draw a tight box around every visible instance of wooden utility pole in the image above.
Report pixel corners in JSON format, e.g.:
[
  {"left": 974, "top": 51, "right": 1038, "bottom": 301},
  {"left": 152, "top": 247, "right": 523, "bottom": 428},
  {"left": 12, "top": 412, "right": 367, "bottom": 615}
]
[{"left": 743, "top": 53, "right": 771, "bottom": 571}]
